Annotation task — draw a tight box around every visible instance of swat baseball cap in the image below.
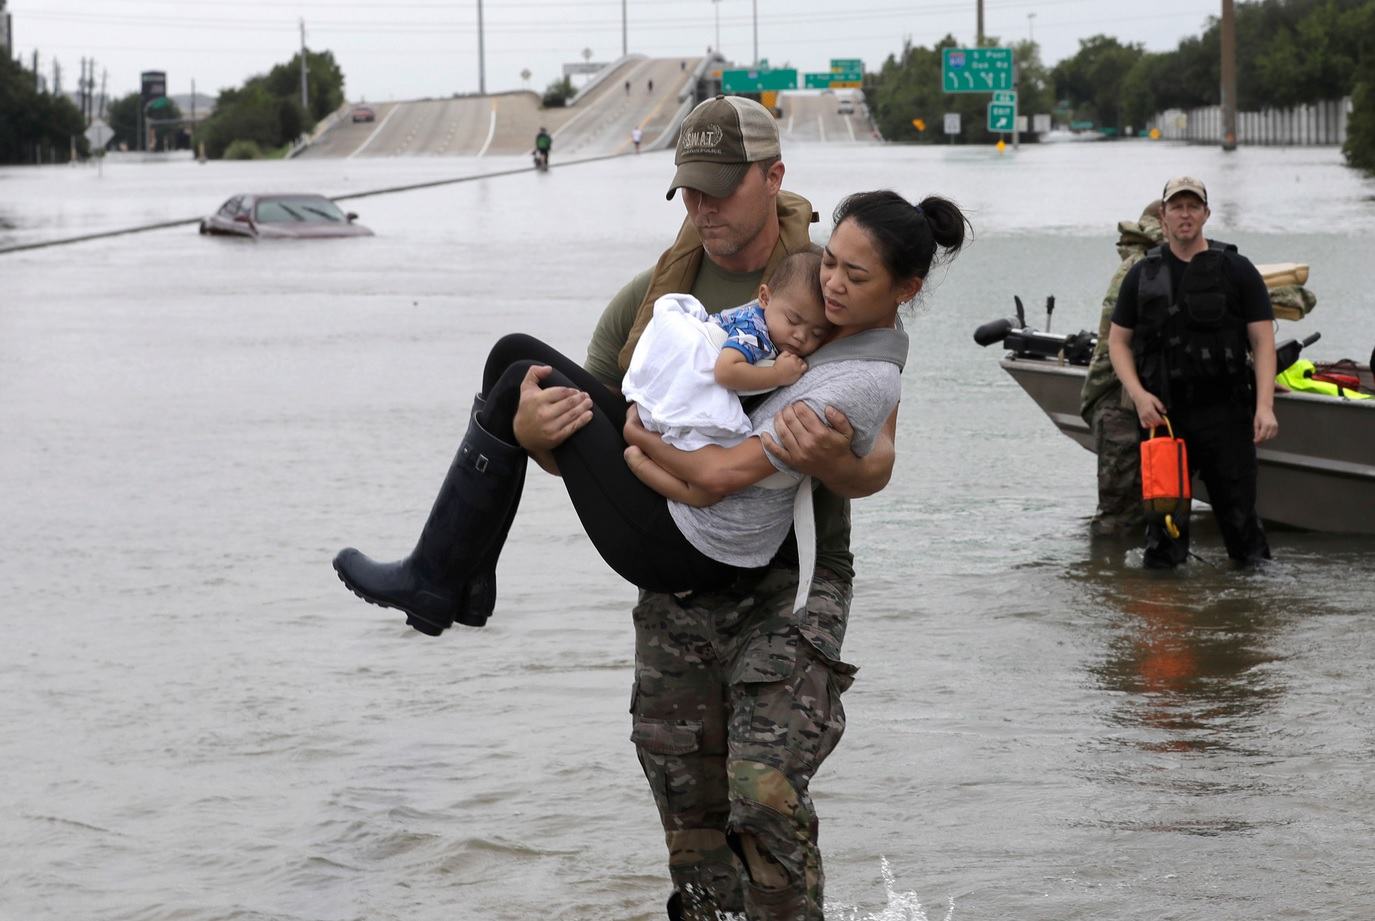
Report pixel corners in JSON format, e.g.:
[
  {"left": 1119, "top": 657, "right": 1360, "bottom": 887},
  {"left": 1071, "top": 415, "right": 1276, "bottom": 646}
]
[
  {"left": 1162, "top": 176, "right": 1208, "bottom": 205},
  {"left": 666, "top": 94, "right": 781, "bottom": 200}
]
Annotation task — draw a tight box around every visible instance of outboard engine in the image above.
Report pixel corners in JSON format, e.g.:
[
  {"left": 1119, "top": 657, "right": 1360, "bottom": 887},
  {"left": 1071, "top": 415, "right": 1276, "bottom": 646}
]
[{"left": 973, "top": 296, "right": 1097, "bottom": 366}]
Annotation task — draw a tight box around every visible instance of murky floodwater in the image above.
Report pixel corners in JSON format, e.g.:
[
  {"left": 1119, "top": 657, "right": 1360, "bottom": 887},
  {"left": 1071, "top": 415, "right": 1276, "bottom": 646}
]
[{"left": 3, "top": 142, "right": 1375, "bottom": 921}]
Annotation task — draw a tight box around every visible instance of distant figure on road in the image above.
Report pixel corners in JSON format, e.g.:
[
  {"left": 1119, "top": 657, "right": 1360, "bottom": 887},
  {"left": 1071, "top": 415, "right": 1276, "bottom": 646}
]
[
  {"left": 624, "top": 80, "right": 631, "bottom": 95},
  {"left": 647, "top": 78, "right": 654, "bottom": 94},
  {"left": 681, "top": 60, "right": 686, "bottom": 71},
  {"left": 631, "top": 126, "right": 643, "bottom": 153},
  {"left": 532, "top": 126, "right": 552, "bottom": 170}
]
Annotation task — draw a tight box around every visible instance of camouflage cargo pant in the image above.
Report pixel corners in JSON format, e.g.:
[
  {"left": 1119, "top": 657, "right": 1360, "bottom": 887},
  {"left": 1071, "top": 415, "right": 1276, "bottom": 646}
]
[
  {"left": 1091, "top": 393, "right": 1145, "bottom": 535},
  {"left": 630, "top": 566, "right": 856, "bottom": 921}
]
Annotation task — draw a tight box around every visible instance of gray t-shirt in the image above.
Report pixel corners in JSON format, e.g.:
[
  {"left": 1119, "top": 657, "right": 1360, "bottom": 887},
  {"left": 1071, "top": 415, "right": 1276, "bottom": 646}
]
[{"left": 669, "top": 358, "right": 901, "bottom": 567}]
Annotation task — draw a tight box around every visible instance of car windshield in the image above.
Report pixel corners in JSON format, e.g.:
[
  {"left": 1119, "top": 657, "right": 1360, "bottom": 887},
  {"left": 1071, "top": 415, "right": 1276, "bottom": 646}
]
[{"left": 255, "top": 197, "right": 346, "bottom": 223}]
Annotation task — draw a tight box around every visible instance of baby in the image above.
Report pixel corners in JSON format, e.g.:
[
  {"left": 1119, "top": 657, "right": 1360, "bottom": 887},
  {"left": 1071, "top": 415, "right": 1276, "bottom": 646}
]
[{"left": 623, "top": 250, "right": 833, "bottom": 452}]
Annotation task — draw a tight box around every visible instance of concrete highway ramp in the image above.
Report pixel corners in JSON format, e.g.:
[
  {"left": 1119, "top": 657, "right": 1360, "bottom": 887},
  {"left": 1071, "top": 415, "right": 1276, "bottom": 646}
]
[
  {"left": 777, "top": 91, "right": 876, "bottom": 144},
  {"left": 299, "top": 55, "right": 704, "bottom": 160}
]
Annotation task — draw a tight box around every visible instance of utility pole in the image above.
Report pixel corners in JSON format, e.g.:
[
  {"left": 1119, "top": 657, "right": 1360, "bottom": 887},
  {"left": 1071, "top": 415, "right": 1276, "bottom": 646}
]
[
  {"left": 99, "top": 68, "right": 107, "bottom": 119},
  {"left": 52, "top": 58, "right": 61, "bottom": 96},
  {"left": 752, "top": 0, "right": 758, "bottom": 66},
  {"left": 977, "top": 0, "right": 984, "bottom": 45},
  {"left": 192, "top": 77, "right": 197, "bottom": 126},
  {"left": 1220, "top": 0, "right": 1237, "bottom": 151},
  {"left": 477, "top": 0, "right": 486, "bottom": 94},
  {"left": 622, "top": 0, "right": 627, "bottom": 58},
  {"left": 299, "top": 18, "right": 308, "bottom": 112},
  {"left": 712, "top": 0, "right": 721, "bottom": 54}
]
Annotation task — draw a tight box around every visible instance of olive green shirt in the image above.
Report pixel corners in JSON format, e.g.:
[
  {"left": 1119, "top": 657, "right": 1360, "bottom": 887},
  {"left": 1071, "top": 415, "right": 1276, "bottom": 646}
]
[{"left": 585, "top": 261, "right": 856, "bottom": 581}]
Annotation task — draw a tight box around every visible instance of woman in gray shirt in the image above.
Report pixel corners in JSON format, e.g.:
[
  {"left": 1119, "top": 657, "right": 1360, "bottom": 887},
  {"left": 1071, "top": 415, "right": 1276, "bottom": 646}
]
[{"left": 333, "top": 190, "right": 969, "bottom": 636}]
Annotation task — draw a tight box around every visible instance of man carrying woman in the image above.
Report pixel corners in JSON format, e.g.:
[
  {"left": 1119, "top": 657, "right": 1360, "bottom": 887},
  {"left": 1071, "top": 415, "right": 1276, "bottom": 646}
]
[{"left": 334, "top": 95, "right": 969, "bottom": 920}]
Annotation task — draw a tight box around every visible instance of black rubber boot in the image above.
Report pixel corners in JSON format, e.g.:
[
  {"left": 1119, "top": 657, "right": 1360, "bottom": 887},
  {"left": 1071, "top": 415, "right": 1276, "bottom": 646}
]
[
  {"left": 452, "top": 394, "right": 526, "bottom": 628},
  {"left": 333, "top": 406, "right": 525, "bottom": 636}
]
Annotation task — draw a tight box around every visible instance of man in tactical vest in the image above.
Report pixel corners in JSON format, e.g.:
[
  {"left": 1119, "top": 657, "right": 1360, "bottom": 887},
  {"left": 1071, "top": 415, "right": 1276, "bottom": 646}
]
[
  {"left": 1107, "top": 176, "right": 1278, "bottom": 567},
  {"left": 511, "top": 95, "right": 897, "bottom": 920}
]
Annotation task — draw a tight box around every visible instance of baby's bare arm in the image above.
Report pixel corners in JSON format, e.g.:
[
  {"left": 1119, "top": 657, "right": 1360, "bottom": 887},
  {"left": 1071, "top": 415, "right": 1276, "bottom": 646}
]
[{"left": 714, "top": 349, "right": 807, "bottom": 390}]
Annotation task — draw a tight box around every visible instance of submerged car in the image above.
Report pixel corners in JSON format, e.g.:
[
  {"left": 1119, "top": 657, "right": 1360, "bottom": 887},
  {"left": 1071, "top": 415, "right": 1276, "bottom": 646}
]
[{"left": 198, "top": 194, "right": 374, "bottom": 239}]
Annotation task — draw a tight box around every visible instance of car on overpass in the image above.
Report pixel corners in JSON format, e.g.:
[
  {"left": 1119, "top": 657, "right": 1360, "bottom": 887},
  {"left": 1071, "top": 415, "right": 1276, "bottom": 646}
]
[
  {"left": 351, "top": 106, "right": 376, "bottom": 123},
  {"left": 198, "top": 194, "right": 374, "bottom": 239}
]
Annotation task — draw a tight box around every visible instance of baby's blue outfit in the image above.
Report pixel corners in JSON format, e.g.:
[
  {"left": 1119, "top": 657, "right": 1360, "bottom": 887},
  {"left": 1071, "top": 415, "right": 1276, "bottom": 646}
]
[{"left": 710, "top": 301, "right": 777, "bottom": 364}]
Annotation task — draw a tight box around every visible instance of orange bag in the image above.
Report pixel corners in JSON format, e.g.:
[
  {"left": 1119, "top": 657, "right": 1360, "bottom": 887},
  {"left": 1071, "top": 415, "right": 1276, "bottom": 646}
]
[{"left": 1140, "top": 417, "right": 1191, "bottom": 539}]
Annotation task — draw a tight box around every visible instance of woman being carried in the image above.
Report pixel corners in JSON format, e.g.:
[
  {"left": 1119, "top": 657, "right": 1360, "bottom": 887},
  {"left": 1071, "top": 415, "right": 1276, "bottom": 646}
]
[{"left": 332, "top": 190, "right": 969, "bottom": 636}]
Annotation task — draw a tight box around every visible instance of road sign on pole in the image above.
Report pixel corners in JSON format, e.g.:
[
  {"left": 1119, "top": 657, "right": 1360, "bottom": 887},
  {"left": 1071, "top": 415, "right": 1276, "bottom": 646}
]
[
  {"left": 943, "top": 113, "right": 961, "bottom": 134},
  {"left": 987, "top": 102, "right": 1015, "bottom": 132},
  {"left": 942, "top": 48, "right": 1013, "bottom": 93},
  {"left": 721, "top": 68, "right": 798, "bottom": 93},
  {"left": 830, "top": 58, "right": 863, "bottom": 72}
]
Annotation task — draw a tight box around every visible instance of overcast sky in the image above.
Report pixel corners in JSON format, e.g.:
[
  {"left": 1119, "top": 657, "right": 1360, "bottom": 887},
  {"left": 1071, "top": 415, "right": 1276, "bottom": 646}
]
[{"left": 11, "top": 0, "right": 1220, "bottom": 104}]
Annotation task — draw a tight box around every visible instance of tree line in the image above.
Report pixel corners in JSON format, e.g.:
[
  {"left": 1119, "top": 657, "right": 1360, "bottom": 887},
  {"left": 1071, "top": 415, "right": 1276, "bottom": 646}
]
[
  {"left": 864, "top": 0, "right": 1375, "bottom": 173},
  {"left": 0, "top": 53, "right": 88, "bottom": 164},
  {"left": 193, "top": 50, "right": 346, "bottom": 159}
]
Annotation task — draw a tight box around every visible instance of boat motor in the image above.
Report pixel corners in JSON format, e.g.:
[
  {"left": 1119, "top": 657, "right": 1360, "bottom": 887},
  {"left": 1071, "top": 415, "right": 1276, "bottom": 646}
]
[
  {"left": 973, "top": 296, "right": 1096, "bottom": 365},
  {"left": 1275, "top": 331, "right": 1321, "bottom": 373}
]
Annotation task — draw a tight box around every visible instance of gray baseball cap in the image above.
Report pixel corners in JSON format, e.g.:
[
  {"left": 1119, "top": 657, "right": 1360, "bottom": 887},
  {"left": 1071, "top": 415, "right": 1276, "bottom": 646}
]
[
  {"left": 1162, "top": 175, "right": 1208, "bottom": 205},
  {"left": 666, "top": 94, "right": 781, "bottom": 200}
]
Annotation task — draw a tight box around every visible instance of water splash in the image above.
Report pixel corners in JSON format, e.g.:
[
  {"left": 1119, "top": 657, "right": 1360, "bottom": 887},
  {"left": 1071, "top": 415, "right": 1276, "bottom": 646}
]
[{"left": 827, "top": 857, "right": 954, "bottom": 921}]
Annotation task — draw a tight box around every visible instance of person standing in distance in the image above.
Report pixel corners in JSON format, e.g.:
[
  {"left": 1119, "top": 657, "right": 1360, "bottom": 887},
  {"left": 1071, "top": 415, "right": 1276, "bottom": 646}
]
[
  {"left": 512, "top": 94, "right": 900, "bottom": 920},
  {"left": 1108, "top": 176, "right": 1278, "bottom": 567}
]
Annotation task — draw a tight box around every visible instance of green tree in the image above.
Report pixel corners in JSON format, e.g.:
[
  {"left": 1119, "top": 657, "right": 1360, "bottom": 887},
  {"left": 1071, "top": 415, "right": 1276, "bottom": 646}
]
[
  {"left": 1343, "top": 5, "right": 1375, "bottom": 172},
  {"left": 1051, "top": 35, "right": 1146, "bottom": 132},
  {"left": 192, "top": 49, "right": 344, "bottom": 158},
  {"left": 261, "top": 49, "right": 346, "bottom": 121},
  {"left": 0, "top": 54, "right": 89, "bottom": 163}
]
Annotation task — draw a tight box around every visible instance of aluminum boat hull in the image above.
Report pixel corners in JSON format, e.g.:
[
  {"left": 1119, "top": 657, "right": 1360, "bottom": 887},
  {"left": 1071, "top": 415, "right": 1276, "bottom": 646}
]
[{"left": 1001, "top": 355, "right": 1375, "bottom": 534}]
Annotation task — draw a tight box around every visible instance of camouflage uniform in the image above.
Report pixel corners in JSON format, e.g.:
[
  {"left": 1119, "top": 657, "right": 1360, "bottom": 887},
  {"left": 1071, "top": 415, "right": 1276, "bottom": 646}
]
[
  {"left": 632, "top": 564, "right": 855, "bottom": 921},
  {"left": 1079, "top": 214, "right": 1164, "bottom": 537}
]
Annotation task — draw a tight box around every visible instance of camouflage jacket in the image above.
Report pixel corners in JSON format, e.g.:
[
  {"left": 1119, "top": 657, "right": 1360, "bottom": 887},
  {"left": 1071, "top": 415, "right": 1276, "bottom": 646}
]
[{"left": 1079, "top": 215, "right": 1165, "bottom": 422}]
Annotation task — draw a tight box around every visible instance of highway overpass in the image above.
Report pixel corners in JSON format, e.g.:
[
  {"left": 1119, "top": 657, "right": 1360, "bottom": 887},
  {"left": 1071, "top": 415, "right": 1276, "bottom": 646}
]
[{"left": 297, "top": 58, "right": 877, "bottom": 161}]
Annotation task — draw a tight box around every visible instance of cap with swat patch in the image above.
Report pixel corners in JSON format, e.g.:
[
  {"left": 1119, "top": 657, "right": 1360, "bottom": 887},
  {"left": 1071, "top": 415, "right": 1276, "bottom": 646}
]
[
  {"left": 666, "top": 95, "right": 781, "bottom": 200},
  {"left": 1162, "top": 176, "right": 1208, "bottom": 205}
]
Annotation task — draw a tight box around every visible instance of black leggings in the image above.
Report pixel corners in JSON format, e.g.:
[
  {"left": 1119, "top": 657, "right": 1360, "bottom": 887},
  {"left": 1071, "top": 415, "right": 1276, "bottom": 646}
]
[{"left": 476, "top": 334, "right": 738, "bottom": 593}]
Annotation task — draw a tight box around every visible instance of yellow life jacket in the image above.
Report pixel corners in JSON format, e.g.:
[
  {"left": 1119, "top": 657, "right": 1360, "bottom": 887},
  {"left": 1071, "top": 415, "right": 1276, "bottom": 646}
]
[{"left": 1276, "top": 359, "right": 1372, "bottom": 399}]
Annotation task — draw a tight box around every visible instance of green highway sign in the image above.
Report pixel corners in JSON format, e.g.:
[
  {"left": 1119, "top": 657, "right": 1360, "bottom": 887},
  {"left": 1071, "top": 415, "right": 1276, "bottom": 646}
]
[
  {"left": 805, "top": 70, "right": 861, "bottom": 89},
  {"left": 942, "top": 47, "right": 1014, "bottom": 93},
  {"left": 987, "top": 102, "right": 1015, "bottom": 132},
  {"left": 721, "top": 68, "right": 798, "bottom": 93},
  {"left": 992, "top": 89, "right": 1017, "bottom": 106},
  {"left": 830, "top": 58, "right": 863, "bottom": 72}
]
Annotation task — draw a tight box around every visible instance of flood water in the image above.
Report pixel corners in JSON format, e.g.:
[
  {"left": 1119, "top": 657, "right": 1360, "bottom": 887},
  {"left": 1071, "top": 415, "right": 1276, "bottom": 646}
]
[{"left": 4, "top": 142, "right": 1375, "bottom": 921}]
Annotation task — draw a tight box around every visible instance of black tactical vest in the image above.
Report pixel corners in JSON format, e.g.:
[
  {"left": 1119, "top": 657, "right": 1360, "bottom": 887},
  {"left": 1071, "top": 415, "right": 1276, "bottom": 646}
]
[{"left": 1131, "top": 240, "right": 1251, "bottom": 407}]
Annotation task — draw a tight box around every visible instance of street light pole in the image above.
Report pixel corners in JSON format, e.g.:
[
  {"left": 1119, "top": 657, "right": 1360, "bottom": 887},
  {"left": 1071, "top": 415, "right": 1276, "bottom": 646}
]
[
  {"left": 477, "top": 0, "right": 486, "bottom": 94},
  {"left": 712, "top": 0, "right": 721, "bottom": 54},
  {"left": 622, "top": 0, "right": 627, "bottom": 58},
  {"left": 299, "top": 18, "right": 308, "bottom": 111},
  {"left": 977, "top": 0, "right": 984, "bottom": 44},
  {"left": 1028, "top": 12, "right": 1035, "bottom": 43},
  {"left": 752, "top": 0, "right": 759, "bottom": 66},
  {"left": 1220, "top": 0, "right": 1237, "bottom": 150}
]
